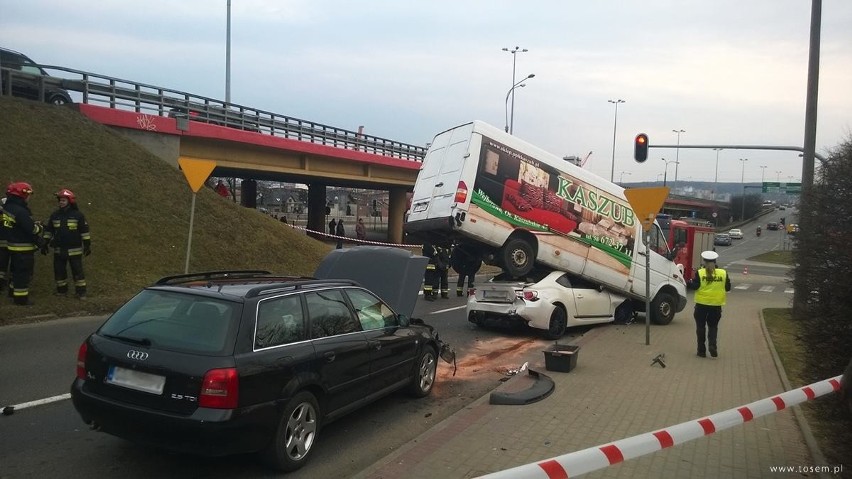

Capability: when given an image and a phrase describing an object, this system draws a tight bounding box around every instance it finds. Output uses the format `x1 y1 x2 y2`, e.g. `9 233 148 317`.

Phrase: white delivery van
405 120 687 324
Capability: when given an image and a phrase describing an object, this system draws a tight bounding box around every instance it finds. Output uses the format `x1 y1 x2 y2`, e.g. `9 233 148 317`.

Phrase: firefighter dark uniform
422 241 438 301
434 245 451 299
43 189 91 298
1 182 44 306
451 243 482 297
0 197 10 294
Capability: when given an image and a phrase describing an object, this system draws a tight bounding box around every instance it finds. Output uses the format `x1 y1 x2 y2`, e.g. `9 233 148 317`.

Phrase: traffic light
634 133 649 163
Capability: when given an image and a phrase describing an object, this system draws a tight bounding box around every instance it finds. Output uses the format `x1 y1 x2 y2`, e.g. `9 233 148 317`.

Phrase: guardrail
1 64 427 161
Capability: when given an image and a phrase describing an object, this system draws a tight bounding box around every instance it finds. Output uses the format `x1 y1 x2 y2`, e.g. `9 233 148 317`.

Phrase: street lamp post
226 0 231 104
608 99 625 183
661 158 678 187
776 170 782 181
503 46 529 135
739 158 748 220
619 171 631 185
712 148 722 200
504 74 534 134
672 129 685 191
759 165 767 185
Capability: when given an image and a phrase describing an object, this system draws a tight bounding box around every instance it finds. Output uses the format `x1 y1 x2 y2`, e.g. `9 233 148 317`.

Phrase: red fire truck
656 214 715 280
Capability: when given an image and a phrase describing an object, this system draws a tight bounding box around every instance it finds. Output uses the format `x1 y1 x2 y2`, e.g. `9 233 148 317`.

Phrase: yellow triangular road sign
178 157 217 193
624 187 670 232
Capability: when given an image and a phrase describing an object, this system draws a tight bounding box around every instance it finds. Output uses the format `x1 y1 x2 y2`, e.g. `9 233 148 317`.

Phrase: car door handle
435 182 444 187
323 351 336 362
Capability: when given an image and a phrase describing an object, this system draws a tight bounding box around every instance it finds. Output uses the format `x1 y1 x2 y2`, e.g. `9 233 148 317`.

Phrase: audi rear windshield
98 290 238 355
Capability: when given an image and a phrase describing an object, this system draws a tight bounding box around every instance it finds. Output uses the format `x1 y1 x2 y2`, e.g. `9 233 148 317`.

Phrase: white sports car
466 269 632 339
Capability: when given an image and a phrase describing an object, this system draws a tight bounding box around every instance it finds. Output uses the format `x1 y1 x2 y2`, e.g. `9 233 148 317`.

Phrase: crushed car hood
314 246 428 318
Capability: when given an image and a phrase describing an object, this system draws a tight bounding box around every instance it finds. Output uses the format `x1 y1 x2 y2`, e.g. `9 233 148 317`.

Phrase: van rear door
408 123 474 222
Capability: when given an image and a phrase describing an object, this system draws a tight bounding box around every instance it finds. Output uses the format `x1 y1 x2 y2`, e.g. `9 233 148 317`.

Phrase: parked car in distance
767 222 780 230
714 233 732 246
728 228 743 239
467 268 633 339
787 223 800 234
70 248 452 472
0 47 72 104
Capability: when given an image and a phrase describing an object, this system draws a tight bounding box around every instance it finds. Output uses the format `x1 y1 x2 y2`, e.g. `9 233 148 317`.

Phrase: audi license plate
106 366 165 395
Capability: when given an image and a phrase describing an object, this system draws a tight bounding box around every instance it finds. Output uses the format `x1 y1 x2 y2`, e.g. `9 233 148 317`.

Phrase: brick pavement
354 280 816 479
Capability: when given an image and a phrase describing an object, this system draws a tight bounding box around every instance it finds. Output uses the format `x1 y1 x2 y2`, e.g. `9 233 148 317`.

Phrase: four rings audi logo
127 350 149 361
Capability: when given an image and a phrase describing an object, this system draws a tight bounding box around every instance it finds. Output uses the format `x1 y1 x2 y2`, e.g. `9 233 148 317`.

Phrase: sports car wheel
545 306 568 339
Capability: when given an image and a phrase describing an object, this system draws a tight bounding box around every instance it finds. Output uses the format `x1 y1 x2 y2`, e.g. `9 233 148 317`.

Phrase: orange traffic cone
743 266 749 275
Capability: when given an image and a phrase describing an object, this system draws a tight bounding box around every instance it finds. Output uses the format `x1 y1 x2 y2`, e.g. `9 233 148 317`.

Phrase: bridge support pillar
241 179 257 208
307 184 328 239
387 187 407 245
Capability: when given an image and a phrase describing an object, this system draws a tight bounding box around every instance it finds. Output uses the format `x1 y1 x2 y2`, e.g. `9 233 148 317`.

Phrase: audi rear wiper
102 334 152 347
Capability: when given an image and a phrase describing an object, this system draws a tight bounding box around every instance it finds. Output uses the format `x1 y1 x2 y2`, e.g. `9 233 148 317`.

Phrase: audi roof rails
154 270 272 285
245 278 360 298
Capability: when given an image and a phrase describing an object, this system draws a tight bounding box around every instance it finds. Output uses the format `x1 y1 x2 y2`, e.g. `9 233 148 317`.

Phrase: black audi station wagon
71 247 450 472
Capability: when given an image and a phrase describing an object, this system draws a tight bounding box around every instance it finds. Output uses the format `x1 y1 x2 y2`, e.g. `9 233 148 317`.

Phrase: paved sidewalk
355 286 814 478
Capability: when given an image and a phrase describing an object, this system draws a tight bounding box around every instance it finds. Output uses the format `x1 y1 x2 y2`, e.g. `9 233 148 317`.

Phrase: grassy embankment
0 96 332 323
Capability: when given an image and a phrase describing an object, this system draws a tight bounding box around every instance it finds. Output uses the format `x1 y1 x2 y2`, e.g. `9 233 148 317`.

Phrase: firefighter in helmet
43 188 91 299
0 197 10 294
1 182 44 306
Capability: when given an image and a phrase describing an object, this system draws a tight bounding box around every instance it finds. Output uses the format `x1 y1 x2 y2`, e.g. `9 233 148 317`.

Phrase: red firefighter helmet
6 182 34 199
56 188 77 204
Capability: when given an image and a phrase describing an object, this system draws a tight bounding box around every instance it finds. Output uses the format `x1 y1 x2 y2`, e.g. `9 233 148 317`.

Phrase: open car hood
314 246 428 319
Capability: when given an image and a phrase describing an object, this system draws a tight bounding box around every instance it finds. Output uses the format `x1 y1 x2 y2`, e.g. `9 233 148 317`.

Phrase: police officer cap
701 251 719 262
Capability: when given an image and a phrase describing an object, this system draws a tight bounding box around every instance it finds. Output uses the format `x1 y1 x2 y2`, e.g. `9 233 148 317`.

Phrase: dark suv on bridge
70 247 452 472
0 47 72 104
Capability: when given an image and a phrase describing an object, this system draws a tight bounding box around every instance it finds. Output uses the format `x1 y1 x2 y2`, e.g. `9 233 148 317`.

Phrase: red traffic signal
634 133 649 163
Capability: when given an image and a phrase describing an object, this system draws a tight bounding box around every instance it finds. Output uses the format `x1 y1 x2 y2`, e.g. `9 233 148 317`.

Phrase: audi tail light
454 181 468 204
76 341 88 379
199 368 239 409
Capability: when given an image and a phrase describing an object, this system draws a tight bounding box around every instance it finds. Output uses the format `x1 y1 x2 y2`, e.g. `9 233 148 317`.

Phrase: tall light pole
661 158 678 187
759 165 767 184
503 46 529 135
739 158 748 220
226 0 231 104
608 99 625 183
504 74 534 134
776 170 782 181
619 171 631 185
672 129 685 191
712 148 722 200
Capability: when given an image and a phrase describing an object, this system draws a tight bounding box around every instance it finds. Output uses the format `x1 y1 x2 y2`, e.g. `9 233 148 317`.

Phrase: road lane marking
735 284 751 290
759 286 775 292
431 305 466 314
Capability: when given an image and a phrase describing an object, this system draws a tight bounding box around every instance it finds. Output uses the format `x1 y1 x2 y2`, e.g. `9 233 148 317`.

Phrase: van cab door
408 123 475 222
630 223 675 296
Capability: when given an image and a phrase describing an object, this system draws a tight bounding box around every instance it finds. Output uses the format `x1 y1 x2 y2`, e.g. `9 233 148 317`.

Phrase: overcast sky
3 0 851 185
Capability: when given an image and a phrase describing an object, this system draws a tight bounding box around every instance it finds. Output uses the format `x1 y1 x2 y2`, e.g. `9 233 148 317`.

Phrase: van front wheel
651 292 676 325
500 238 534 278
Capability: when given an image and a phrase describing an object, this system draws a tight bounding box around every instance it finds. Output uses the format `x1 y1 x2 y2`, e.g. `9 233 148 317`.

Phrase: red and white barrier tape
285 224 422 248
478 375 842 479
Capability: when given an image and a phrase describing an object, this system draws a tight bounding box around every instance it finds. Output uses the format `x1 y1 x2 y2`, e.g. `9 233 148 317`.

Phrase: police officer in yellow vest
687 250 731 357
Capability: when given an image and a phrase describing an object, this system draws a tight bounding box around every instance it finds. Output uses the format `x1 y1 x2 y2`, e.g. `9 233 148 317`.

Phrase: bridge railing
1 65 427 162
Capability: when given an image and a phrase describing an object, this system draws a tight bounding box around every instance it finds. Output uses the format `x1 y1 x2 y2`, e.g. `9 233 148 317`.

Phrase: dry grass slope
0 96 332 323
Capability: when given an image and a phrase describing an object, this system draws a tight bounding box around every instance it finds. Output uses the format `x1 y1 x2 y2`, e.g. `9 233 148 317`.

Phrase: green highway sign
762 182 801 194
